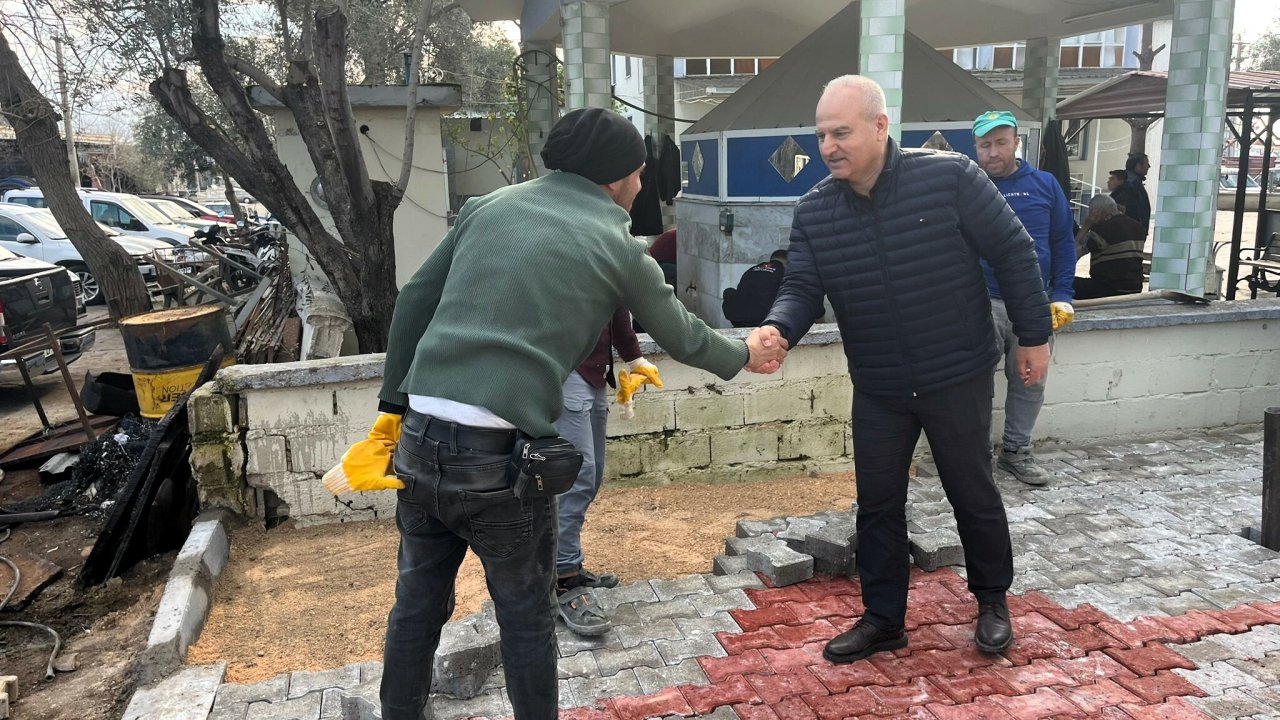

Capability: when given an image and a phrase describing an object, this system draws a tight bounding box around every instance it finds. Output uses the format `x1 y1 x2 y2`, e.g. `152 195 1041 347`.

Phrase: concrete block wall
188 300 1280 525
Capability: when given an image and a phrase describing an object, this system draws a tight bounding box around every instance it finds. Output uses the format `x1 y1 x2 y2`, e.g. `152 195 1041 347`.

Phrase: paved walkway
144 426 1280 720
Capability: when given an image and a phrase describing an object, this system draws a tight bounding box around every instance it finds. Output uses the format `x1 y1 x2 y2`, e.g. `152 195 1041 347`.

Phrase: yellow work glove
615 358 664 419
1050 302 1075 332
322 413 405 494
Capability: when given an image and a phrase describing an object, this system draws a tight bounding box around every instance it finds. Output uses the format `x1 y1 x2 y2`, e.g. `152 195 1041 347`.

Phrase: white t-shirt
408 395 516 430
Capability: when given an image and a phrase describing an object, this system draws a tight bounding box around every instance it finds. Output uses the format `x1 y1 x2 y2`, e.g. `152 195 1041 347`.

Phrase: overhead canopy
1056 70 1280 120
686 2 1034 134
459 0 1174 57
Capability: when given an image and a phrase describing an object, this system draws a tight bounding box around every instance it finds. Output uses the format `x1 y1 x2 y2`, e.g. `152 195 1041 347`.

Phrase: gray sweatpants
990 299 1053 451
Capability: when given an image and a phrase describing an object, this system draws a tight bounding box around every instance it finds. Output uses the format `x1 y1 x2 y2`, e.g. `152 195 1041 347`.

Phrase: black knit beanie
541 108 646 185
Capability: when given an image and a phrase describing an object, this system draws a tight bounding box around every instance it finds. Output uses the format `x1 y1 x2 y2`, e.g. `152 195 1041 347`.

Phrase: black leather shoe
975 598 1013 653
822 619 907 664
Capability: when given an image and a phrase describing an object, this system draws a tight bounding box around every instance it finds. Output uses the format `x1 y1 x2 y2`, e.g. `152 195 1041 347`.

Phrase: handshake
745 325 789 374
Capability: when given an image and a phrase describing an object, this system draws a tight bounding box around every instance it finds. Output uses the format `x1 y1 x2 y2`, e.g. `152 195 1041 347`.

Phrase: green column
522 41 558 176
561 1 613 110
858 0 905 140
1150 0 1234 296
1022 37 1060 123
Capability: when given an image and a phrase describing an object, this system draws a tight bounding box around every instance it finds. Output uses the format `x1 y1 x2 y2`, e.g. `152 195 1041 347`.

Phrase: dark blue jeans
379 416 559 720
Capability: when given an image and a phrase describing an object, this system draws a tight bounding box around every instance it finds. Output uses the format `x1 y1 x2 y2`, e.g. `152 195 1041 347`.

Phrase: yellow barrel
119 305 236 418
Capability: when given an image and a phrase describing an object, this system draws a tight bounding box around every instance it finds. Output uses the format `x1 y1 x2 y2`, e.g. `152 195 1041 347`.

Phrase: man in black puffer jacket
755 76 1051 663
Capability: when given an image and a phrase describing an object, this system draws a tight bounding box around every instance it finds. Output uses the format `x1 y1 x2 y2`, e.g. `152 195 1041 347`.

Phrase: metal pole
42 324 94 442
1264 406 1280 551
1228 96 1255 300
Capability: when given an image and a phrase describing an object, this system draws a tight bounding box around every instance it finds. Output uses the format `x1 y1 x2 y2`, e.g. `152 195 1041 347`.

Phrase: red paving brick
700 650 771 682
993 659 1081 693
989 687 1088 718
808 660 894 693
927 667 1019 703
734 604 802 632
1113 671 1209 704
1103 645 1198 676
553 568 1257 720
611 688 693 720
760 644 827 674
865 676 955 715
1057 679 1144 714
745 671 831 704
924 698 1019 719
803 687 881 720
680 674 761 715
1116 697 1214 719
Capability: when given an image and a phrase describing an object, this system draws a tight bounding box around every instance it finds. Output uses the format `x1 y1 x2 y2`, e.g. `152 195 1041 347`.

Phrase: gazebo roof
686 3 1034 134
1056 70 1280 120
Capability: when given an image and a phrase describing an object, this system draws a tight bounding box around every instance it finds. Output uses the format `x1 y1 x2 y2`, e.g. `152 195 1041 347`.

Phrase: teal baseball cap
973 110 1018 137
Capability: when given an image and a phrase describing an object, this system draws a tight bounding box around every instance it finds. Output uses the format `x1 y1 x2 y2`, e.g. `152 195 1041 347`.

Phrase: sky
3 0 1280 136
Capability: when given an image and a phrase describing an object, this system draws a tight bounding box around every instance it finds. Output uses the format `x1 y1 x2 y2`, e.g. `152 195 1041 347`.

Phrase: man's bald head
821 75 887 123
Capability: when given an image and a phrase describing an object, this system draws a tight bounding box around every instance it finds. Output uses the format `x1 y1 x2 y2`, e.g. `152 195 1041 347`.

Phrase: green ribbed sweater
379 171 749 438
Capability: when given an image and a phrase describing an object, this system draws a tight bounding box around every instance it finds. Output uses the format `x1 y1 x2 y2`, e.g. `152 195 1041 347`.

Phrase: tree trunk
221 172 245 222
0 29 151 320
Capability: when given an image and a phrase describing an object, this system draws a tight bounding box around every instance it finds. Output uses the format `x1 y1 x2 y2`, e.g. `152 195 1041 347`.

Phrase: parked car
1 188 195 245
144 197 236 230
1216 169 1280 211
140 194 232 223
0 203 168 305
0 246 96 374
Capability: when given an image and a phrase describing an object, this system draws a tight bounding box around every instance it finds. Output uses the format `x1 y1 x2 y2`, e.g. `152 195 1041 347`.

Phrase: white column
1150 0 1234 295
521 41 558 177
858 0 905 140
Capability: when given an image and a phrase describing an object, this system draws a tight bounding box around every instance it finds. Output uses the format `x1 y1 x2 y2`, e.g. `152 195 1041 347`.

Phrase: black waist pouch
508 436 583 499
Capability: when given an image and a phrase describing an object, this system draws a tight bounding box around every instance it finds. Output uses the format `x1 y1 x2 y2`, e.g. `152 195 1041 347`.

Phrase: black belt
403 408 520 454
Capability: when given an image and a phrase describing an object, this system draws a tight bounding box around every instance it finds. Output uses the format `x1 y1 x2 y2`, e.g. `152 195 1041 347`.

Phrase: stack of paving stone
711 493 967 586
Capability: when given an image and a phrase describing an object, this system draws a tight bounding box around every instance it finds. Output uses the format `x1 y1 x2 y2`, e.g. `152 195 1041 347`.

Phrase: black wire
611 92 698 124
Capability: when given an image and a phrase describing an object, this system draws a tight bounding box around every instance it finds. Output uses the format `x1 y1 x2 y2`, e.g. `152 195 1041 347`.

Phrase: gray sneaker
998 447 1050 486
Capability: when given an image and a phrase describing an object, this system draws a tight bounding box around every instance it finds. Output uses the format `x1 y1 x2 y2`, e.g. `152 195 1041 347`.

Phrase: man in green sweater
370 107 786 720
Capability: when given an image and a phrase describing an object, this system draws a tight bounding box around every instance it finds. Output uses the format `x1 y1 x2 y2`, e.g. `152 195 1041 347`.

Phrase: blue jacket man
974 110 1076 486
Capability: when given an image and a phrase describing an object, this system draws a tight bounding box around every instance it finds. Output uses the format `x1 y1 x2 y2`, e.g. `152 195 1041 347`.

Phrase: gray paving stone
634 658 711 695
1186 688 1277 719
1156 592 1224 616
634 596 699 622
215 676 291 709
567 669 642 707
675 611 740 637
725 535 776 557
207 704 250 720
317 689 342 719
557 627 622 656
432 688 509 720
736 518 786 538
747 540 814 587
1214 626 1280 659
804 521 857 576
354 662 382 685
1175 662 1269 695
245 692 322 720
712 555 752 576
124 663 227 720
690 589 753 617
1228 654 1280 685
432 614 501 699
654 633 728 664
595 581 659 610
1194 585 1275 609
705 572 765 593
649 576 713 601
909 529 964 572
1175 638 1238 666
289 666 360 698
592 642 665 677
557 650 600 679
614 618 683 648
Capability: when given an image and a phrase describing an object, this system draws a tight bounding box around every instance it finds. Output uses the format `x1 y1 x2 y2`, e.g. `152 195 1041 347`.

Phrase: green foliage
1252 22 1280 71
133 101 216 190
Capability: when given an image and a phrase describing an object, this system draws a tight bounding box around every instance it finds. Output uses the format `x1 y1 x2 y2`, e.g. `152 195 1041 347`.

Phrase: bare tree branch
396 0 433 191
313 7 374 208
225 53 283 99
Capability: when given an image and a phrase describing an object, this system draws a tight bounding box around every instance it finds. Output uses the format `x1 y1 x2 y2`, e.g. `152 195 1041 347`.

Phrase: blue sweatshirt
981 160 1076 304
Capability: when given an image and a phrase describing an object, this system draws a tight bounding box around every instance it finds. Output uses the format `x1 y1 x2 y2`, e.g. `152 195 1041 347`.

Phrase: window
953 47 976 69
708 58 731 75
993 46 1015 70
625 56 632 78
734 58 755 74
6 197 44 208
682 57 776 76
0 217 26 243
684 58 708 76
91 201 141 231
1064 119 1089 161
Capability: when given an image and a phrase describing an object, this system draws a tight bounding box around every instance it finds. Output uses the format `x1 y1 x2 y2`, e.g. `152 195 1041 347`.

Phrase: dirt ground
188 473 858 683
0 315 172 720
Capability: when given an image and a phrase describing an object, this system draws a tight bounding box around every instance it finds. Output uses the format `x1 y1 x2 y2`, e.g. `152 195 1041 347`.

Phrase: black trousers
852 371 1013 630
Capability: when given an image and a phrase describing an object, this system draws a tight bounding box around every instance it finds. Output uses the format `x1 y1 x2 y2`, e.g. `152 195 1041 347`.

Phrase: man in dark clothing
1110 153 1151 236
1106 169 1126 195
722 250 787 327
755 76 1051 664
1075 194 1146 299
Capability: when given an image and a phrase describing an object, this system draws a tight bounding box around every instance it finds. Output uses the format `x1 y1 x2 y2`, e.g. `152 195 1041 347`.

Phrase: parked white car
0 203 168 305
144 197 236 230
1 188 196 246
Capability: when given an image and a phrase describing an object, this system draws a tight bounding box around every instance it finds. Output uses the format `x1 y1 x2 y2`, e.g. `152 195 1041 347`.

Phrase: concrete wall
263 103 453 289
189 300 1280 526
